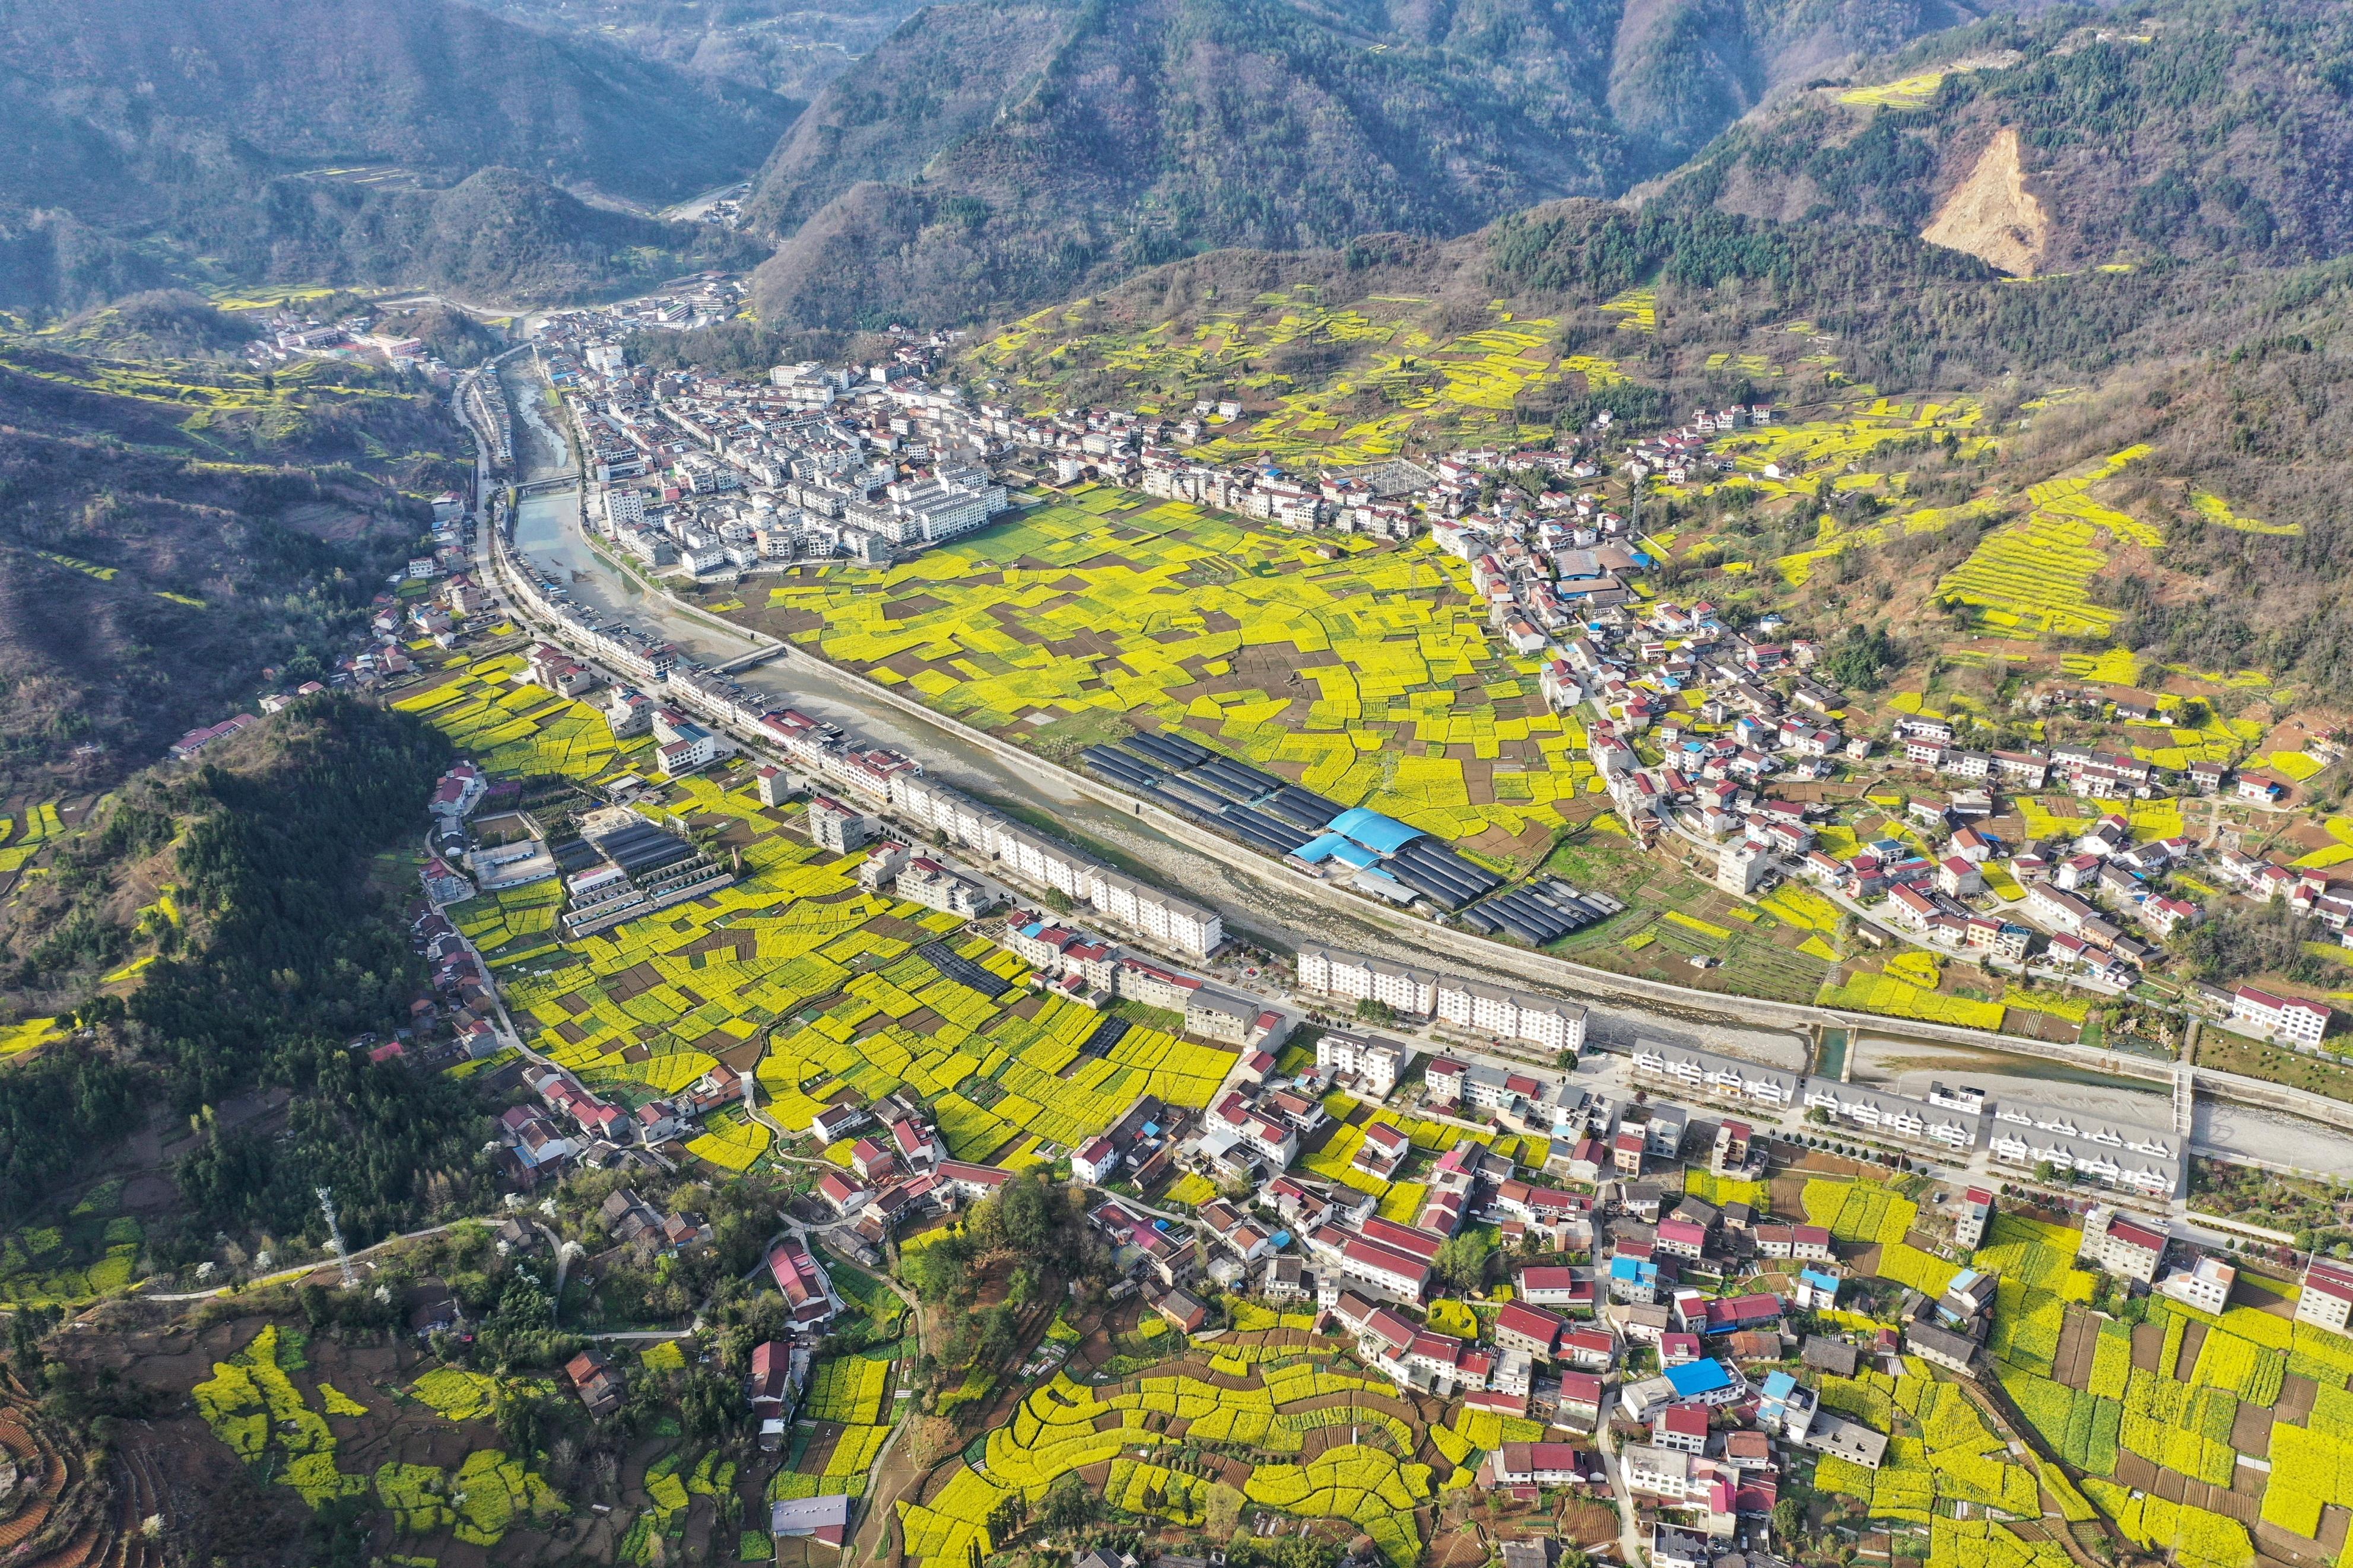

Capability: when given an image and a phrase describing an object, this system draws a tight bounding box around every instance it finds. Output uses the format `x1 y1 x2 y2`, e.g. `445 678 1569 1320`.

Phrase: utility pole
317 1187 357 1289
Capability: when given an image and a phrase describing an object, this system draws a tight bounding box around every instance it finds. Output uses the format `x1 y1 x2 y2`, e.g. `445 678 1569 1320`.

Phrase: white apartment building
2082 1204 2167 1284
1316 1029 1412 1096
2229 985 2331 1048
1295 946 1439 1016
1432 977 1587 1055
1628 1039 1799 1111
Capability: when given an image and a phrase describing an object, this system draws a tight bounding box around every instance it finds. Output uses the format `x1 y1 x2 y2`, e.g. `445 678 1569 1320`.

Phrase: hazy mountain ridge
0 0 791 311
744 0 2010 330
453 0 928 101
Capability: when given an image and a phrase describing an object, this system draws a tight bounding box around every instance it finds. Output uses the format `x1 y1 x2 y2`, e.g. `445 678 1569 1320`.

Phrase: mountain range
0 0 792 310
741 0 2015 328
1652 3 2353 276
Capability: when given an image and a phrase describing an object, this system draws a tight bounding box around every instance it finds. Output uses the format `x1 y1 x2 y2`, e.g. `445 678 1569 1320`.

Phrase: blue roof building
1325 807 1425 856
1664 1358 1736 1400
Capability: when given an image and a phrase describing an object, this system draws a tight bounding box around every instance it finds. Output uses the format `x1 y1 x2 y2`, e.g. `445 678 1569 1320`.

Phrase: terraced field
1932 447 2156 638
898 1332 1497 1568
393 651 650 786
967 288 1618 465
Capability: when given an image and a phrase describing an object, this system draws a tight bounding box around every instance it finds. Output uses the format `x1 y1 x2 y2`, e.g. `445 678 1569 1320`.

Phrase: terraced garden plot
395 651 649 785
1817 969 2006 1032
967 291 1618 462
739 500 1598 860
192 1324 563 1542
0 1178 144 1303
1933 447 2156 639
922 1342 1446 1568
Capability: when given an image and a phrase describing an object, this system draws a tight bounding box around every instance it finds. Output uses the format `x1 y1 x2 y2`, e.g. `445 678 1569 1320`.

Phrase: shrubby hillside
0 316 466 787
1652 0 2353 276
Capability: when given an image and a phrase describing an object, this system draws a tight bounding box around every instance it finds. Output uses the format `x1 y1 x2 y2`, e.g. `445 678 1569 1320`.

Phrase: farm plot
945 1346 1443 1568
395 651 648 785
0 1178 143 1304
770 1349 901 1503
192 1324 563 1543
412 704 1243 1159
739 496 1598 861
1965 1217 2328 1568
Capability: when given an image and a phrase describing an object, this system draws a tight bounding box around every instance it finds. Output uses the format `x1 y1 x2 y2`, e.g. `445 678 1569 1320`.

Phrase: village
50 306 2346 1568
427 313 2353 1071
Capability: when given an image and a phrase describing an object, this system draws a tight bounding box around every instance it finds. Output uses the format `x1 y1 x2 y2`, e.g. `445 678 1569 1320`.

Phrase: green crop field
741 495 1601 871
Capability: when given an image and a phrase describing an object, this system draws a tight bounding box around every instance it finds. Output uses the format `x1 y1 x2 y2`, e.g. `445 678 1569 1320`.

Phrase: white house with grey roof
1986 1106 2180 1197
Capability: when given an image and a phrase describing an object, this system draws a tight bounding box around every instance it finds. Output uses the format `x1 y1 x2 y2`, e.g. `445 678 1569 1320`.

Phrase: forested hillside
1653 0 2353 276
0 0 786 311
458 0 926 100
745 0 2010 330
0 699 482 1258
0 307 468 787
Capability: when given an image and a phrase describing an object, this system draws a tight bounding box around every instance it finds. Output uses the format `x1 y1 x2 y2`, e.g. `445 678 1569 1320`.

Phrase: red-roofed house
1494 1300 1566 1360
1490 1442 1591 1488
1071 1135 1119 1184
2298 1258 2353 1333
817 1171 869 1216
1654 1404 1710 1453
1557 1372 1606 1428
766 1238 836 1326
1335 1233 1433 1302
1517 1265 1593 1311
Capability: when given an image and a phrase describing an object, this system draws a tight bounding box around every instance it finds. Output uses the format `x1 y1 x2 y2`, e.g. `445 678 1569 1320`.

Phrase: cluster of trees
2173 903 2335 987
0 699 484 1267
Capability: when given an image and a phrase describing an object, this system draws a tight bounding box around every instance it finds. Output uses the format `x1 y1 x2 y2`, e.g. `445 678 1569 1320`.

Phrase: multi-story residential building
1801 1079 1980 1152
2229 985 2332 1048
1985 1108 2181 1198
1316 1028 1412 1096
1627 1040 1799 1111
2082 1205 2167 1283
1293 946 1438 1016
1953 1187 1994 1249
2297 1259 2353 1332
1431 977 1587 1055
